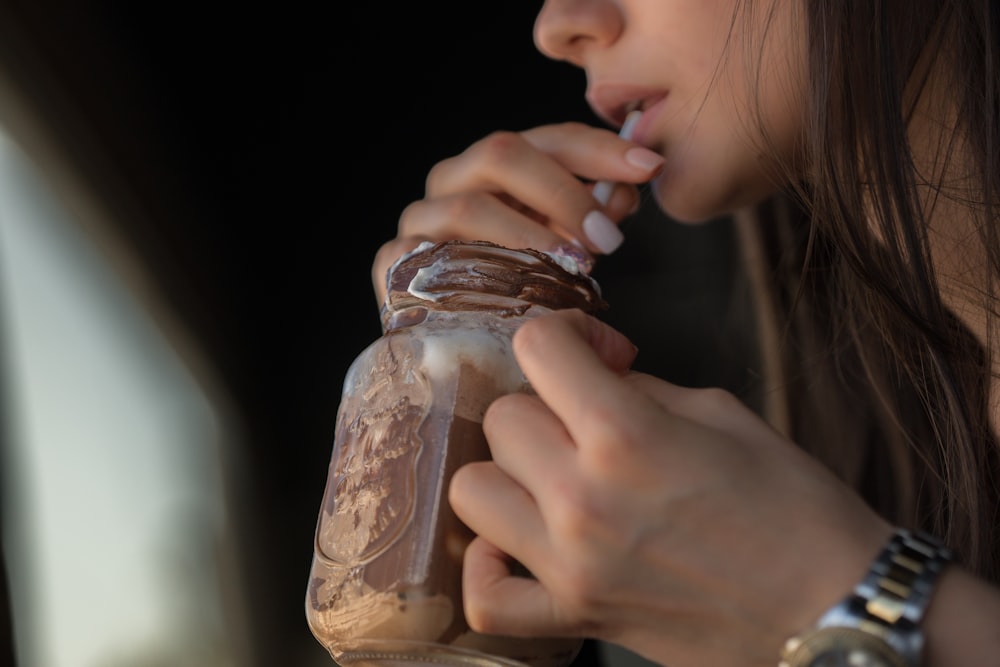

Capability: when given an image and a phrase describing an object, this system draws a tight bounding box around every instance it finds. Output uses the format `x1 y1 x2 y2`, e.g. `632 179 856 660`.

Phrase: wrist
922 566 1000 666
779 528 953 667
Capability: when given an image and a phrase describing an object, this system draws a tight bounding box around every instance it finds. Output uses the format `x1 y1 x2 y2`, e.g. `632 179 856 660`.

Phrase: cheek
652 80 806 222
645 10 808 223
649 110 785 224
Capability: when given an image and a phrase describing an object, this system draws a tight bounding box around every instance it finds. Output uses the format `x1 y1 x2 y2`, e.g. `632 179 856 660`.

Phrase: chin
651 171 778 224
650 174 731 224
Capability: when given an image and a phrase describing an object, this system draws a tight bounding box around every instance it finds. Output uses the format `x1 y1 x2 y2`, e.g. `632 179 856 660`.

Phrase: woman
372 1 1000 665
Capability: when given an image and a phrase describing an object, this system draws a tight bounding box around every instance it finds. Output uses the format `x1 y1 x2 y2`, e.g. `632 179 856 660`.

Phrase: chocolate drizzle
382 241 607 331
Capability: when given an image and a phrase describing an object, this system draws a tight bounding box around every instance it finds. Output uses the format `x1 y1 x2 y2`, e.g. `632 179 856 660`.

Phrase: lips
627 95 668 146
586 84 668 130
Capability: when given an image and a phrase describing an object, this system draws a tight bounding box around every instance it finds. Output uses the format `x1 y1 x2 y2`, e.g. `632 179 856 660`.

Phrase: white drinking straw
591 107 644 206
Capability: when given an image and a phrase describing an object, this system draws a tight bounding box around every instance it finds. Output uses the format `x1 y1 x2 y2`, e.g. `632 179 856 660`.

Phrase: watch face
782 627 910 667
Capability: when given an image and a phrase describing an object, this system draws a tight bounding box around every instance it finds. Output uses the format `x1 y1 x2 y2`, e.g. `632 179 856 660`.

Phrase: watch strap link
853 528 954 631
780 528 955 667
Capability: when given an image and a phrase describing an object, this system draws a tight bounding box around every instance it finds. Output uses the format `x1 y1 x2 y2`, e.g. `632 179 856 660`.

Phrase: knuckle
546 120 592 136
580 402 626 440
482 394 518 435
552 559 605 612
396 199 425 234
447 463 473 504
691 386 741 416
511 315 547 354
544 177 583 213
463 598 501 634
513 310 580 352
506 226 547 251
580 403 633 453
440 191 493 224
474 130 527 164
424 156 458 194
548 482 597 543
582 433 630 474
399 192 494 239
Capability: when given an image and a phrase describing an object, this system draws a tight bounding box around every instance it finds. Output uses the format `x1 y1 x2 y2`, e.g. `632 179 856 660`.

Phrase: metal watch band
779 528 955 667
854 528 954 633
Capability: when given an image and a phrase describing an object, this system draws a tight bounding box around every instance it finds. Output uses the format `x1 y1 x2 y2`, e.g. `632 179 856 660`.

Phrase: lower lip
629 95 667 146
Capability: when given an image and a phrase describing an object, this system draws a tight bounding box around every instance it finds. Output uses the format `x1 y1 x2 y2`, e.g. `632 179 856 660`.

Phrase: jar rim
380 241 606 326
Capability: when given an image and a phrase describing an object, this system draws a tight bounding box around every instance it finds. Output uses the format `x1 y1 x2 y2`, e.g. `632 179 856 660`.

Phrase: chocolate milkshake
306 240 606 667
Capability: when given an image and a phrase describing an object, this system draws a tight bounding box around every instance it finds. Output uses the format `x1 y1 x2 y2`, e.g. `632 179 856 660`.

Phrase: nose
533 0 623 67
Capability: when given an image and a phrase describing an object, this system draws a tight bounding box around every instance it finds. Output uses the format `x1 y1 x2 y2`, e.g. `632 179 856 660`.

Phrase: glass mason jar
306 240 606 667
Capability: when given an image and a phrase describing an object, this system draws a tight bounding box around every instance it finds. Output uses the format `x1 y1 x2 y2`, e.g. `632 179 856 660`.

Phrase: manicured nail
625 146 665 172
548 241 595 274
582 210 624 254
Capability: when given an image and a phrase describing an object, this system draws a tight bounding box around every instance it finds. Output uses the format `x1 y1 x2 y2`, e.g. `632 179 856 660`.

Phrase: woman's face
534 0 807 223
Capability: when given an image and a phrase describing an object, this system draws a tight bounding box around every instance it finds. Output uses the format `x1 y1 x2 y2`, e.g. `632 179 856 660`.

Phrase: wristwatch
779 528 953 667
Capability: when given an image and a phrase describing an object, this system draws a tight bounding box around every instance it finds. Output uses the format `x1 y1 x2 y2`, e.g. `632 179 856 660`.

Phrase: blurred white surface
0 127 234 666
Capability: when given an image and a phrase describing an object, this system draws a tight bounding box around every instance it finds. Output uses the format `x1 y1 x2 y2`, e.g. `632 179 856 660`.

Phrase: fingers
427 123 659 197
449 461 549 570
425 129 589 230
626 374 782 446
518 308 638 376
511 310 641 446
450 425 586 638
461 536 581 638
482 392 579 508
372 123 662 305
421 124 662 255
510 312 782 461
400 191 567 258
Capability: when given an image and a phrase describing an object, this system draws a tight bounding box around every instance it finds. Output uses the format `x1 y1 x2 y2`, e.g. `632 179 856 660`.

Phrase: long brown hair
740 0 1000 581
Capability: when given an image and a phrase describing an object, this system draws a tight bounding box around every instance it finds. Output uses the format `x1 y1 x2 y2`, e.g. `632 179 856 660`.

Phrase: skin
533 0 806 222
372 1 1000 664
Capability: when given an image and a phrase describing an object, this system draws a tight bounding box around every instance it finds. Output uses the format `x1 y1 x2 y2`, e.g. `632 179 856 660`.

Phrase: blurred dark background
0 2 755 665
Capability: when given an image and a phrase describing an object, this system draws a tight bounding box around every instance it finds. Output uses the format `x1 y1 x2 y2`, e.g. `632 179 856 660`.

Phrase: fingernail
625 146 664 172
582 210 624 254
591 180 614 205
548 241 595 274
